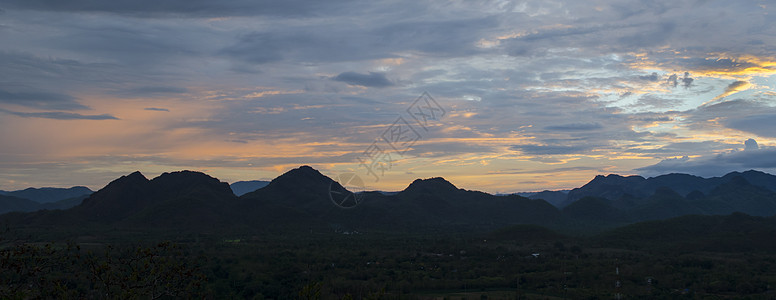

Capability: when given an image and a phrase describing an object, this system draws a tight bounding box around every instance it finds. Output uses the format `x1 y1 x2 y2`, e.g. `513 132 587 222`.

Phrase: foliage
0 231 206 299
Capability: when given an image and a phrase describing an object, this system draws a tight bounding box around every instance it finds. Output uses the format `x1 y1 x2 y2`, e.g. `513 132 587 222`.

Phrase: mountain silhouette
0 194 90 215
697 176 776 216
239 165 346 210
627 187 704 221
527 190 568 207
3 166 776 234
0 186 93 203
230 180 270 196
0 195 42 215
561 197 628 230
564 174 646 206
72 170 237 227
562 170 776 208
393 177 561 230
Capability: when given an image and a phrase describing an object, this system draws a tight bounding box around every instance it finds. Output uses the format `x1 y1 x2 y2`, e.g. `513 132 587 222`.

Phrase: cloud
636 139 776 177
726 113 776 138
0 88 87 110
639 72 659 81
681 72 693 88
219 15 496 67
0 0 353 18
489 166 602 175
630 94 682 110
667 74 678 87
702 80 751 106
333 72 394 88
687 99 776 138
745 138 759 151
0 108 119 120
0 1 774 192
511 144 592 156
119 86 188 96
544 123 603 131
627 141 736 155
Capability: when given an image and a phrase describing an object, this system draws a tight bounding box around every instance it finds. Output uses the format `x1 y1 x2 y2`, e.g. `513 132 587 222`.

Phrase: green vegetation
3 213 776 299
3 167 776 298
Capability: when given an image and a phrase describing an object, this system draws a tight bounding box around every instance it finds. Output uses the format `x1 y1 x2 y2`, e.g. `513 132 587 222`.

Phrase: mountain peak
150 170 229 191
402 177 458 194
587 174 646 185
269 165 329 186
154 170 216 181
741 170 767 176
126 171 148 181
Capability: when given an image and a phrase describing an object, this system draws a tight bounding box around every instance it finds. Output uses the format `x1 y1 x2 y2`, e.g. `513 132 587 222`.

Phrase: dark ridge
400 177 459 195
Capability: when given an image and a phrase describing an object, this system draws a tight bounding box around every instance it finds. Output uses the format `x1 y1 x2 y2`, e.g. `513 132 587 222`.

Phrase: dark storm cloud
0 108 118 120
333 72 394 88
0 0 353 18
0 88 87 110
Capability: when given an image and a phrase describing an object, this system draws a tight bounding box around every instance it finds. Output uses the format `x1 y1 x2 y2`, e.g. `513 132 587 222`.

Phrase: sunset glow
1 1 775 192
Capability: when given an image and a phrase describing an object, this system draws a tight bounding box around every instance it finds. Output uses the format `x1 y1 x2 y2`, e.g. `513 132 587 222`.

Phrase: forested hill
2 166 776 234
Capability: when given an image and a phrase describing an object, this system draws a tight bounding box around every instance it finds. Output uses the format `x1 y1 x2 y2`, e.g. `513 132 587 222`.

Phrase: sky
1 0 775 193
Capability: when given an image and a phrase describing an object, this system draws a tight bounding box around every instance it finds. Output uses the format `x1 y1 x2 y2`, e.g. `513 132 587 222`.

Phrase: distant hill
562 170 776 207
235 167 560 231
230 180 270 196
0 193 90 215
563 174 776 224
3 166 776 235
0 186 92 203
67 170 238 228
527 190 568 207
0 195 42 215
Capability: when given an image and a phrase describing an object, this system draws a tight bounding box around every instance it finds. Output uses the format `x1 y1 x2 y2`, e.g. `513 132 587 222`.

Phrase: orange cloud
701 80 752 106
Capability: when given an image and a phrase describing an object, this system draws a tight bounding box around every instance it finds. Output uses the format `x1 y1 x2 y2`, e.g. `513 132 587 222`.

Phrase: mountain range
2 166 776 234
0 186 92 215
230 180 270 196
